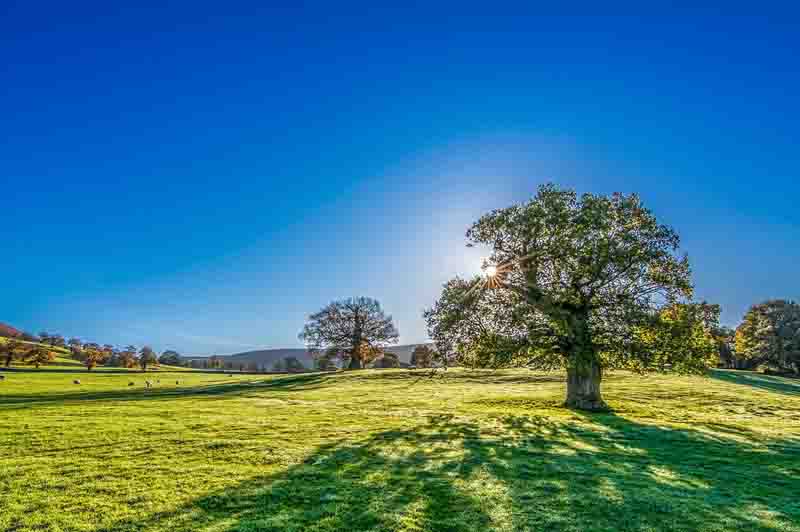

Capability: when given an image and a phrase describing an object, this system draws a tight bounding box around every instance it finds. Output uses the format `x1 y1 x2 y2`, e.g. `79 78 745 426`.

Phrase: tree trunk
348 356 363 370
565 358 607 411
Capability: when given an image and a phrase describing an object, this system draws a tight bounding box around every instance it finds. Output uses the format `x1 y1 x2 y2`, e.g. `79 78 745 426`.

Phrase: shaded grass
1 369 799 531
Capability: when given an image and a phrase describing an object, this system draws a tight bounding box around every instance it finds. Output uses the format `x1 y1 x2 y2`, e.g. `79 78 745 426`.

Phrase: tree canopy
425 183 707 410
300 297 399 369
735 300 800 375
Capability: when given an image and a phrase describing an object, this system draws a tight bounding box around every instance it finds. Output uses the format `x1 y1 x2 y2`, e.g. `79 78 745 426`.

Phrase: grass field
1 368 799 532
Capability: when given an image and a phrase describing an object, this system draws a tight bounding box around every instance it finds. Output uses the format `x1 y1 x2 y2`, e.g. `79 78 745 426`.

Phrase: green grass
1 368 799 532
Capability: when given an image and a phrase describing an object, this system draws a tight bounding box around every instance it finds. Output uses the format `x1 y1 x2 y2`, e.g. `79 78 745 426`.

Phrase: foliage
159 350 182 366
1 339 25 367
735 300 800 374
300 297 399 369
83 347 107 371
315 349 338 371
138 346 158 371
373 352 400 368
410 345 435 368
25 346 56 368
630 302 720 373
426 183 696 410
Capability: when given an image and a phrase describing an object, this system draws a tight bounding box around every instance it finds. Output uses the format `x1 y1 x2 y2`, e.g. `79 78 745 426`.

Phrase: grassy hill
1 368 798 532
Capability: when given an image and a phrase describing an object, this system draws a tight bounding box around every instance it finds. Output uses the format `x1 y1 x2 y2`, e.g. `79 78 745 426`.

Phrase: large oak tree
425 183 712 410
300 297 399 369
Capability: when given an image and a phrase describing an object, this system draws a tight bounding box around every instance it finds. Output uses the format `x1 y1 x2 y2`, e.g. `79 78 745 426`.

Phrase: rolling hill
0 322 22 338
184 344 433 369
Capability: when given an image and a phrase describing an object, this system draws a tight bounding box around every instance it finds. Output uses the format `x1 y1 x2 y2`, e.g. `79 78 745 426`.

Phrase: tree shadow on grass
0 373 332 410
103 411 800 532
710 369 800 397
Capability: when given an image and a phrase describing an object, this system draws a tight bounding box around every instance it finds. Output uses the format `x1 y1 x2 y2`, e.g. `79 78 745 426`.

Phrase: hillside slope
185 343 434 368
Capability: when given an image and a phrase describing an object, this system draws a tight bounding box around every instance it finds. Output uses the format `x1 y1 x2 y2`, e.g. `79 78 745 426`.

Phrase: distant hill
0 322 22 338
184 343 434 369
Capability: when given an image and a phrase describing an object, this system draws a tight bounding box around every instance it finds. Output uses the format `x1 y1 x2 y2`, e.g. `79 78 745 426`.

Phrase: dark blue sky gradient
2 4 798 353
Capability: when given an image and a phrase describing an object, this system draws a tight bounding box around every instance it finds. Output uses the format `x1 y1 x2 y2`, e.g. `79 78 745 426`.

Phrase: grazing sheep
145 380 153 388
128 382 135 386
175 380 180 385
0 375 5 381
156 379 160 384
73 379 81 385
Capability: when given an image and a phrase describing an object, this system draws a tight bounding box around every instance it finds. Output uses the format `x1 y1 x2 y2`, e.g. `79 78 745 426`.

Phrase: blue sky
2 4 798 354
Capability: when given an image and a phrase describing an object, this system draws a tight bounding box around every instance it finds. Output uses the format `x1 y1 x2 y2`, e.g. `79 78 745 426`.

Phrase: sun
484 264 498 278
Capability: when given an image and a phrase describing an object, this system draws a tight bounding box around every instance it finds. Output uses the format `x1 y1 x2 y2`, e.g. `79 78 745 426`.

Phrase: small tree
138 346 158 371
426 184 699 410
410 345 435 368
272 359 286 371
26 346 55 368
1 339 24 367
159 350 182 366
300 297 399 369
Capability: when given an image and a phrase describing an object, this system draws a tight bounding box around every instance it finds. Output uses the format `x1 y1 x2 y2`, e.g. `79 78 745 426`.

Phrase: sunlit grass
1 368 798 531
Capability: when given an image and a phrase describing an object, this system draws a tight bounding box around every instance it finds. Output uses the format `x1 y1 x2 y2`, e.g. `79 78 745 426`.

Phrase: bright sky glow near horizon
2 5 799 355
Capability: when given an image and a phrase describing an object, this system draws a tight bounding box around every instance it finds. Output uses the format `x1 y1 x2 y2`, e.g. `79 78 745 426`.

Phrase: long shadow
102 412 800 532
710 369 800 397
0 373 331 409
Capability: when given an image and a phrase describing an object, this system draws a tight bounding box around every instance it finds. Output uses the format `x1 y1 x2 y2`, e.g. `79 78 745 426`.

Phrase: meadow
1 368 799 532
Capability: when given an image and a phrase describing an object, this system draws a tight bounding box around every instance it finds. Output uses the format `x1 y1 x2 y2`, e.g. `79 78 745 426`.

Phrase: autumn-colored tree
1 339 24 367
410 345 435 368
26 346 56 368
735 300 800 375
83 347 107 371
138 346 158 371
119 346 138 368
300 297 399 369
426 184 700 411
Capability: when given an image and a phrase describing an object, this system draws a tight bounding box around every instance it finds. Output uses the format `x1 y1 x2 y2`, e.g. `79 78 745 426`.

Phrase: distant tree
20 332 37 342
83 347 107 371
410 345 435 368
68 338 82 354
316 348 338 371
735 300 800 375
272 359 285 371
119 347 137 368
300 297 399 370
1 339 24 367
46 334 65 348
159 350 182 366
26 346 55 368
138 346 158 371
373 352 400 368
425 184 700 410
283 356 305 373
38 332 50 344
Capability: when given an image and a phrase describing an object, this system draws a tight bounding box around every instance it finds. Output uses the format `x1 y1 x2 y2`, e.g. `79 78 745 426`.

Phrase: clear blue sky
2 4 798 354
